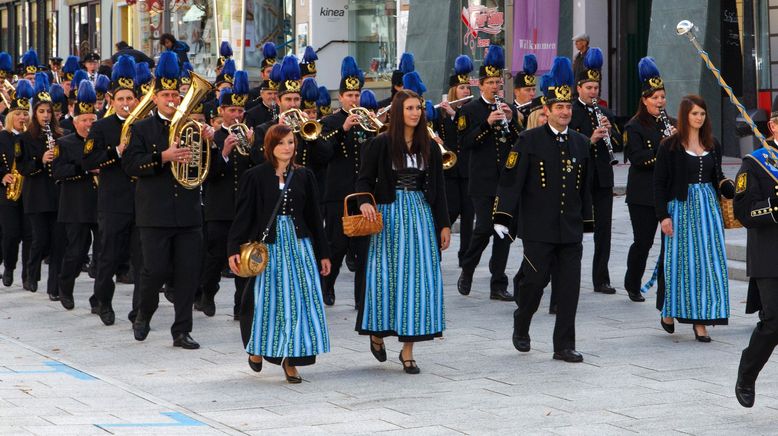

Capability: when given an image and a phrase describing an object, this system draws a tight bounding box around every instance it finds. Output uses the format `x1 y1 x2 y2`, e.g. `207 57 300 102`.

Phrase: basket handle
343 192 377 218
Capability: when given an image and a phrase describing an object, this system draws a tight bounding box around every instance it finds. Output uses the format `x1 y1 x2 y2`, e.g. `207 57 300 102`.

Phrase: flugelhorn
434 95 473 109
280 108 321 141
169 71 213 189
228 122 252 156
427 126 457 170
348 106 387 133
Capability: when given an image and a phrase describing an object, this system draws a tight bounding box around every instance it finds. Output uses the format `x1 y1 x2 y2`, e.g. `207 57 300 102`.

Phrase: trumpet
433 95 473 109
658 108 674 138
348 106 388 133
279 108 322 141
427 126 457 170
228 122 252 156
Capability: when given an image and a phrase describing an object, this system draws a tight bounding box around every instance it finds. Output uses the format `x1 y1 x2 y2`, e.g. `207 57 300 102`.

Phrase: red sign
461 2 504 53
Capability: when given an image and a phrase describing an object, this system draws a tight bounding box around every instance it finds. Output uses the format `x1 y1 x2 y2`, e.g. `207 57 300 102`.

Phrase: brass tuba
348 106 388 133
227 122 252 156
119 89 156 147
168 71 213 189
427 126 457 170
279 108 322 141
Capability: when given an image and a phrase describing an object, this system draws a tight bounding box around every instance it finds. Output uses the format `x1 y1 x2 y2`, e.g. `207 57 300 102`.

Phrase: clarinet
590 99 618 165
42 122 58 159
491 95 511 143
658 108 674 138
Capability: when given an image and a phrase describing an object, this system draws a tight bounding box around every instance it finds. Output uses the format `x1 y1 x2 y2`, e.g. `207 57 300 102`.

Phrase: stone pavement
1 154 777 435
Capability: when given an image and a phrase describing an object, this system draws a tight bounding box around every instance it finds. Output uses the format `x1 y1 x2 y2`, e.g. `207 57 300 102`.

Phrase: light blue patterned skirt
360 189 445 340
642 183 730 324
245 216 330 357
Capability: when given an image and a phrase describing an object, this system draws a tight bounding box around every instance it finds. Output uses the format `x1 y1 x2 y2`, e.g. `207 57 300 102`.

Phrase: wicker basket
720 196 742 229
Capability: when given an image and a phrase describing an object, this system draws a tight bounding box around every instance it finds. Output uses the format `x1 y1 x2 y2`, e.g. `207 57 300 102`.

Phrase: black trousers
93 212 141 312
137 226 202 337
27 212 66 296
59 223 93 299
739 278 778 385
624 204 658 293
591 185 613 287
460 195 510 291
322 201 367 304
201 220 247 314
445 176 474 263
513 240 583 351
0 205 31 279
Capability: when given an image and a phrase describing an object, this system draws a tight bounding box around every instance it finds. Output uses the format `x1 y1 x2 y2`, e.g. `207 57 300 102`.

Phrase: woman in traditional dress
651 94 735 341
356 89 450 374
227 124 331 383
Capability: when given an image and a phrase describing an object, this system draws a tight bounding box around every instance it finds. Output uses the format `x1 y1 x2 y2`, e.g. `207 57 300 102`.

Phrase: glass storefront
70 1 101 57
349 0 398 83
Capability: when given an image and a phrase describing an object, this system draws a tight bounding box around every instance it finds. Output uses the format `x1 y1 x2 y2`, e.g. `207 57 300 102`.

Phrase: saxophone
5 154 22 201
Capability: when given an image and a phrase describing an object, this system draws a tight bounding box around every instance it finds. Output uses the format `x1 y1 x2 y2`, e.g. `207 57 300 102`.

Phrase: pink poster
512 0 560 74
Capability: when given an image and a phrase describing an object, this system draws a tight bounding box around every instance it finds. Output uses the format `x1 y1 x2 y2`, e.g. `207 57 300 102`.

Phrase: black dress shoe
512 333 531 352
322 290 335 306
553 349 584 363
29 281 38 292
2 269 13 287
594 284 616 294
99 308 115 326
660 318 675 334
90 305 99 314
627 290 645 302
60 297 75 310
345 255 357 273
399 351 420 374
548 304 558 315
369 336 387 362
693 326 711 343
248 356 263 372
87 262 97 279
116 272 134 284
199 295 215 317
48 293 60 302
133 321 150 341
736 380 755 408
173 333 200 349
490 289 514 301
164 288 175 304
457 271 472 296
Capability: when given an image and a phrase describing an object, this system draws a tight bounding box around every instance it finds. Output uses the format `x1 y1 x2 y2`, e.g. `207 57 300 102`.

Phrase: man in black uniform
61 70 90 133
512 53 537 125
319 55 373 306
733 112 778 408
244 64 279 128
203 59 236 125
456 45 519 301
377 52 414 110
569 47 617 295
53 80 99 311
83 55 141 326
122 51 214 349
196 69 257 318
246 42 277 110
493 57 593 363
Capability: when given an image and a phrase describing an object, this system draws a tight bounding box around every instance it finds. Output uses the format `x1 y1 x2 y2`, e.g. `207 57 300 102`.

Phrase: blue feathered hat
278 55 302 95
261 63 282 91
154 51 180 92
111 55 136 94
449 54 473 87
180 61 194 85
300 77 319 109
299 46 318 77
425 99 437 122
22 49 40 75
577 47 603 85
402 71 426 97
217 41 233 69
392 52 415 87
49 84 67 113
215 58 235 86
10 79 32 112
0 52 13 78
542 57 574 104
219 70 249 107
74 79 97 116
514 53 538 88
135 62 153 95
69 69 89 99
62 56 80 82
479 45 504 79
317 86 332 116
33 72 52 106
359 89 378 110
339 56 364 93
638 56 663 96
94 74 110 100
261 42 277 69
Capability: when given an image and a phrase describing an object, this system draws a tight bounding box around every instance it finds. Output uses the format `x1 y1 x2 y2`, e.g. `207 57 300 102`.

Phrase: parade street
0 154 774 435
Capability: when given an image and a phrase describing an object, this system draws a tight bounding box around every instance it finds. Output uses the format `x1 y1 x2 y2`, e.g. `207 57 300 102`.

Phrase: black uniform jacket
456 96 521 197
53 133 97 223
570 98 617 188
227 163 330 261
354 133 450 231
204 126 258 221
434 107 469 179
653 136 729 221
320 109 374 203
493 124 594 244
0 130 21 207
82 114 136 214
60 116 74 134
623 116 674 207
245 102 274 128
122 111 202 228
19 130 59 214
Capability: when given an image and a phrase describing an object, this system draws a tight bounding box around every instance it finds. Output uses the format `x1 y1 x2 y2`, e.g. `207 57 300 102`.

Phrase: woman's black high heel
248 356 262 373
282 359 302 383
399 350 420 374
660 318 674 334
370 336 387 362
693 325 711 343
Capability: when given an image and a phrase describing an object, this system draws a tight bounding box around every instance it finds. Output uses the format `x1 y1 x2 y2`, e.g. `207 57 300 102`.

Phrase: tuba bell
427 126 457 170
348 106 388 133
228 122 252 156
120 88 156 147
169 71 213 189
279 108 322 141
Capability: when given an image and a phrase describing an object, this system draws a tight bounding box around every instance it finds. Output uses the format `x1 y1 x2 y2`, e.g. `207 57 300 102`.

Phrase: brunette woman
356 89 450 374
228 124 331 384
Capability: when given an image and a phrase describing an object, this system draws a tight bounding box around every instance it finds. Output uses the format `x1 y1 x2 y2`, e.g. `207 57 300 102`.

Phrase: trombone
279 108 322 141
426 126 457 170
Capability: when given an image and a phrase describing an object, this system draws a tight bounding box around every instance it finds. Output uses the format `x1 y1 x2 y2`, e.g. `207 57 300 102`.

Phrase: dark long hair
160 33 177 46
387 89 430 170
263 124 299 171
28 102 62 140
632 88 662 129
674 94 713 151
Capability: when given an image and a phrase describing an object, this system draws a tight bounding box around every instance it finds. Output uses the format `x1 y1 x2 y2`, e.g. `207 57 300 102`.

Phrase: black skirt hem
356 329 442 343
255 355 317 367
673 317 728 326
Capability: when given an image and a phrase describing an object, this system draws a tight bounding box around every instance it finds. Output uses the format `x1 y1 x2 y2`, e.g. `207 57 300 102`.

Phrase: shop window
0 10 8 54
71 2 101 58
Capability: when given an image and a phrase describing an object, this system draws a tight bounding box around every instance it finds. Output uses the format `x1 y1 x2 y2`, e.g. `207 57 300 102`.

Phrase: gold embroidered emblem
141 82 153 95
320 106 331 115
586 70 601 82
506 151 518 169
14 142 20 157
345 77 360 90
25 65 37 74
648 77 664 89
268 80 278 90
160 77 178 90
553 85 572 101
231 94 248 107
284 80 301 92
37 92 52 102
303 100 316 109
457 74 469 85
484 66 500 78
266 58 276 66
17 98 29 110
84 139 94 154
118 78 135 89
306 63 316 73
736 173 747 194
78 102 95 114
524 75 536 87
457 115 467 131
